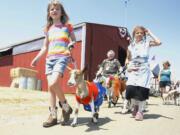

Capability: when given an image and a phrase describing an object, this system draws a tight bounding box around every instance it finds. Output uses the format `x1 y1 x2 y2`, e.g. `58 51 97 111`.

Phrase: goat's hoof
94 112 99 119
71 122 77 127
91 119 98 124
111 101 117 106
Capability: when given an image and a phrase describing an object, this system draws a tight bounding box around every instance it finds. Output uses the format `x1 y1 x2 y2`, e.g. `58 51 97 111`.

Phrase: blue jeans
45 57 68 75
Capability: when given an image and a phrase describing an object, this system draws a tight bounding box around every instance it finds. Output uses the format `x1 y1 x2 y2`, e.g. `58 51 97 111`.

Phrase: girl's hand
145 28 150 36
146 28 161 46
68 41 76 50
145 28 153 36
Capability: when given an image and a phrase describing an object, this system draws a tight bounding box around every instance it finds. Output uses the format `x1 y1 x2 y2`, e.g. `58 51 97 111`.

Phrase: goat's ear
81 66 87 74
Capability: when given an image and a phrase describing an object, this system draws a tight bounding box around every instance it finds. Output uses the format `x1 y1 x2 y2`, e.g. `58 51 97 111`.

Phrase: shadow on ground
144 114 174 120
64 117 113 132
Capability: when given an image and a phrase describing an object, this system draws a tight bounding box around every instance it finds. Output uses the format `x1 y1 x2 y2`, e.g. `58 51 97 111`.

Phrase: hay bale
10 67 38 90
10 67 37 78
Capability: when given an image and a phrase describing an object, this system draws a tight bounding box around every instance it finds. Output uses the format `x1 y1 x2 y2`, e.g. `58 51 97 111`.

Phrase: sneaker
135 112 143 121
61 106 73 125
43 114 57 128
132 105 138 117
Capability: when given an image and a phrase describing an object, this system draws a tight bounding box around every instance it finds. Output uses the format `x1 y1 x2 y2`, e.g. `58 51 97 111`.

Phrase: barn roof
0 22 130 55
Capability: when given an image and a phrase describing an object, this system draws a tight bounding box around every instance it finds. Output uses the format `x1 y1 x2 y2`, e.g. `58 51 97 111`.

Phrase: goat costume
76 81 106 111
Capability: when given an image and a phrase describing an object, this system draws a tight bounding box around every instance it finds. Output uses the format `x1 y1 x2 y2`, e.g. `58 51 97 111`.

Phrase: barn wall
0 51 47 89
85 23 129 81
0 42 82 93
0 55 13 86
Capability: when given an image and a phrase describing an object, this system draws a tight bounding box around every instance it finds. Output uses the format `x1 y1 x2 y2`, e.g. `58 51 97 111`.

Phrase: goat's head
67 67 87 87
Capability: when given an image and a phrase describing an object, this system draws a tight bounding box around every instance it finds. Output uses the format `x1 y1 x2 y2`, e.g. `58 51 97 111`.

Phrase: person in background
31 0 76 127
96 50 121 77
159 61 171 98
96 50 121 100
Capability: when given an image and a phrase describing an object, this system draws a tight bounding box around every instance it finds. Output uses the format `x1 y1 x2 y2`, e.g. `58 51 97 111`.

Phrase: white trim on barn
0 47 12 52
81 24 86 70
13 38 44 55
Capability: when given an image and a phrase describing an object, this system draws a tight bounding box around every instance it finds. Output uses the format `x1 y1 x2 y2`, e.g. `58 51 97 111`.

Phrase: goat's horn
66 65 72 71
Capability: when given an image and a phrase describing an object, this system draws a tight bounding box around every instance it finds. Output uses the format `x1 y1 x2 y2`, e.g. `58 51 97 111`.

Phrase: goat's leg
71 102 80 127
120 91 124 99
107 88 112 108
121 99 129 114
89 99 98 123
177 93 180 106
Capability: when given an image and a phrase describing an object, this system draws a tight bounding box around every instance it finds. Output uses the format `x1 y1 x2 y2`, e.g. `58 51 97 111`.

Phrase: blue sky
0 0 180 80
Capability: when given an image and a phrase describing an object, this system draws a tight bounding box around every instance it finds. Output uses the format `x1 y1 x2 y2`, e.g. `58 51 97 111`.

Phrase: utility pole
123 0 130 27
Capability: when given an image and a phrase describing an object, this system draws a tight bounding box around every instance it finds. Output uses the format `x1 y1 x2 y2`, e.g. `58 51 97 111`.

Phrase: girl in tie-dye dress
125 26 161 121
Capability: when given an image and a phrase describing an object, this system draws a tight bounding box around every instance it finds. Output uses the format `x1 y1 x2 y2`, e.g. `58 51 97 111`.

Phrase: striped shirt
46 23 73 59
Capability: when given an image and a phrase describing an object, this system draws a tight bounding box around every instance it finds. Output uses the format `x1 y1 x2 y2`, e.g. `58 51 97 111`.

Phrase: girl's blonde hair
45 0 69 32
132 26 147 40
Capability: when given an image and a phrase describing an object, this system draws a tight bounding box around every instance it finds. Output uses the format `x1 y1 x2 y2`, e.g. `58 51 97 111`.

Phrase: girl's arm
146 29 162 47
158 70 162 82
70 31 76 42
126 50 135 72
125 49 131 65
68 32 76 50
31 37 49 67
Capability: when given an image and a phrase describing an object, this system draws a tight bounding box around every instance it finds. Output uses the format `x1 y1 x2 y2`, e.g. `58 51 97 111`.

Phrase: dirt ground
0 87 180 135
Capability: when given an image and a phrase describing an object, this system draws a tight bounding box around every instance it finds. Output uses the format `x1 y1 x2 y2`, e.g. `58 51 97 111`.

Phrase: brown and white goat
67 67 103 127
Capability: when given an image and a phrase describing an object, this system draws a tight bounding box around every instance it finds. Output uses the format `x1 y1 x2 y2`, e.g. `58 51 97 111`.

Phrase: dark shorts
126 85 149 101
159 81 171 88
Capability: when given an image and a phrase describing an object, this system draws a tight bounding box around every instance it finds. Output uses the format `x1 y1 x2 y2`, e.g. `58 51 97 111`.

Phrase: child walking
31 0 76 127
125 26 161 121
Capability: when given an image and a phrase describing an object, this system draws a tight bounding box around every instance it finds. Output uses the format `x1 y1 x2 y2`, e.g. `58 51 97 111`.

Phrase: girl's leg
49 72 72 125
137 100 145 113
49 72 66 104
47 75 57 108
131 98 138 117
161 87 165 96
43 75 58 128
161 87 167 103
135 100 145 121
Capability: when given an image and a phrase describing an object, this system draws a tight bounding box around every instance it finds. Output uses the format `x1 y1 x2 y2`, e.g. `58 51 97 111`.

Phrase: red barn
0 22 130 93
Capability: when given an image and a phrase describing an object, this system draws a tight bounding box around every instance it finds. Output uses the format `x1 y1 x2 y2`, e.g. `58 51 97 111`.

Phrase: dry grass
0 87 49 120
